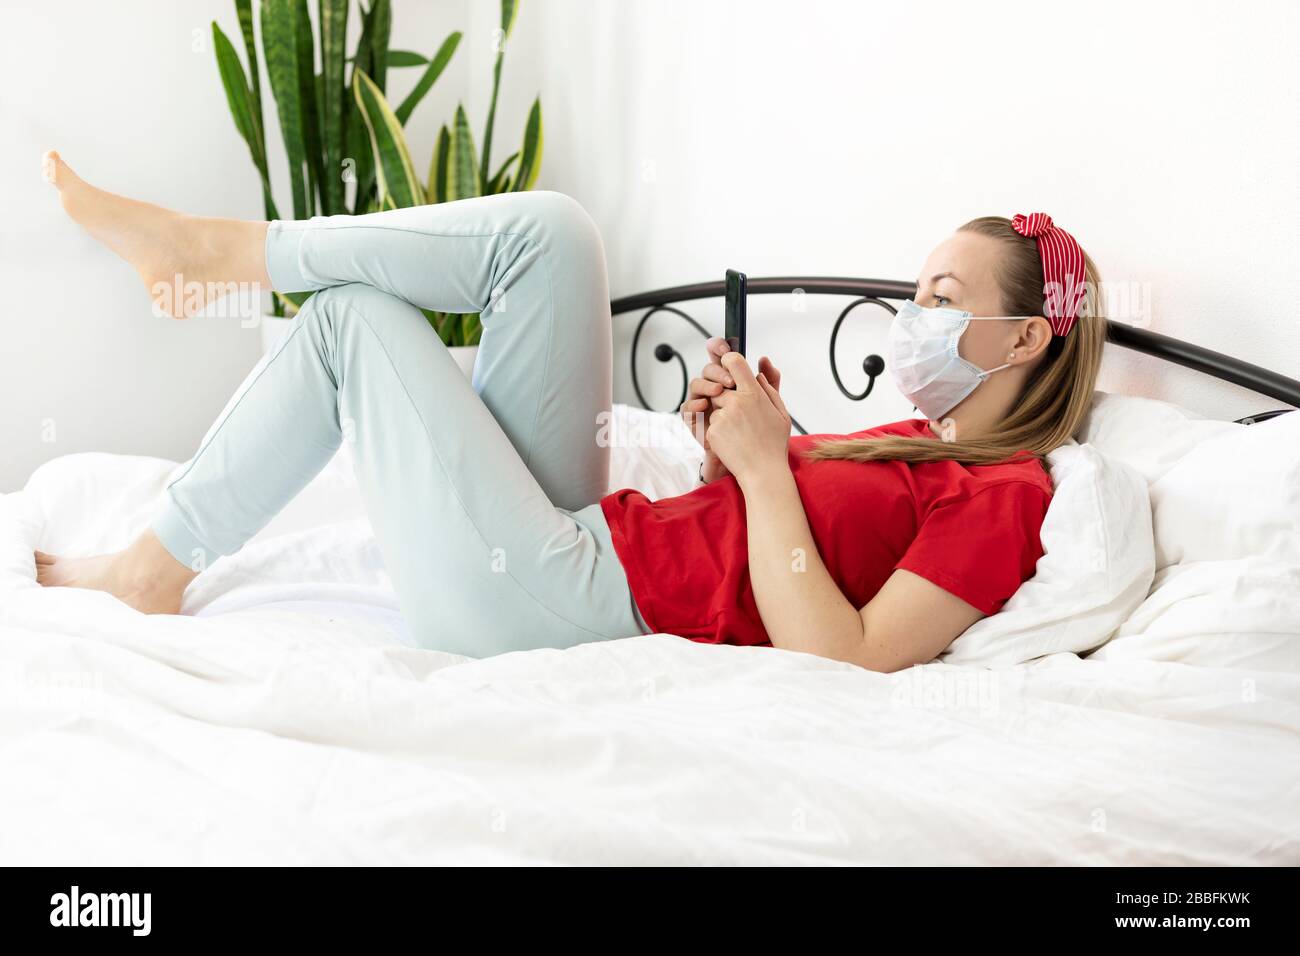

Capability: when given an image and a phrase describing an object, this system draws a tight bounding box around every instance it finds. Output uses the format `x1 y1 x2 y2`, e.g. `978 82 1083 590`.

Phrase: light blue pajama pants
152 191 651 656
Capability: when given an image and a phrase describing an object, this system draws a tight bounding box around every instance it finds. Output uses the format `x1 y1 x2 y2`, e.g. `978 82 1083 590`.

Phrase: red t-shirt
600 418 1053 646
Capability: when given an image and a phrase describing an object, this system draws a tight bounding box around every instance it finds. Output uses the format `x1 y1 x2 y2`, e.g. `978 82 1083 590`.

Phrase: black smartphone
724 268 747 358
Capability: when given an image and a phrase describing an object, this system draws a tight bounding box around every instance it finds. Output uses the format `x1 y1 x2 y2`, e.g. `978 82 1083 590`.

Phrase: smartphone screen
725 269 747 358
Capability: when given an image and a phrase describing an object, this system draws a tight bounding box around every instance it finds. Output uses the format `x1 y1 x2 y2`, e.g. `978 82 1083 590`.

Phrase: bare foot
35 532 198 615
43 150 270 319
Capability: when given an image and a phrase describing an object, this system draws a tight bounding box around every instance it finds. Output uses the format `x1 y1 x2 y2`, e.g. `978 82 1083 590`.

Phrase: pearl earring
1007 352 1016 361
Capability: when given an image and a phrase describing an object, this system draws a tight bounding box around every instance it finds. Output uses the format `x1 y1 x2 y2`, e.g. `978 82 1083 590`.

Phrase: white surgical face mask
887 300 1023 421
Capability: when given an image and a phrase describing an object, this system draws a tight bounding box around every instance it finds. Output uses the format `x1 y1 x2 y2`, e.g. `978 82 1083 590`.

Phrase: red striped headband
1010 212 1087 337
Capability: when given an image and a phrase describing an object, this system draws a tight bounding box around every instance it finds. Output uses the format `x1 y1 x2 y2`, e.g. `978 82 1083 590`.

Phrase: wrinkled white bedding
1 408 1297 865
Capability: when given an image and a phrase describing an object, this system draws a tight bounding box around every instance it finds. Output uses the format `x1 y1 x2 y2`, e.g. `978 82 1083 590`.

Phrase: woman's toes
35 556 61 586
42 150 73 189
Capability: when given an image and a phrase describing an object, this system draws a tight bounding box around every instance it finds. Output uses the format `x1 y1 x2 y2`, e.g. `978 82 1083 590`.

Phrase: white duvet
1 409 1297 865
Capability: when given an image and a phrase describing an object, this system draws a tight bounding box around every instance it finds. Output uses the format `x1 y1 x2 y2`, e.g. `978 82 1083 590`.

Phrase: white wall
0 0 468 491
472 0 1300 434
3 1 1297 491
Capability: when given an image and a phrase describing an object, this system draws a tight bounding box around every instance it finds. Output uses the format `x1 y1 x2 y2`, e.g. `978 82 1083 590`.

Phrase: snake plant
213 0 544 346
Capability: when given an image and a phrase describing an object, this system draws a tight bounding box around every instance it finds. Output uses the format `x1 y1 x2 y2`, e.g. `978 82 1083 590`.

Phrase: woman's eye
933 294 950 307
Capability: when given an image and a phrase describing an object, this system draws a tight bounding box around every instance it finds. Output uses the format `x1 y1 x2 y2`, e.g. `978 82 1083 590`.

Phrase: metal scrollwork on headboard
628 305 709 414
613 277 917 436
610 276 1300 430
828 298 892 403
627 301 818 434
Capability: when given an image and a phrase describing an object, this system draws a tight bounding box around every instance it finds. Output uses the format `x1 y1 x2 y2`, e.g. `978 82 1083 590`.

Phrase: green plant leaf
344 0 385 212
233 0 264 134
486 151 519 194
262 0 309 218
368 0 392 93
426 310 447 340
501 0 518 41
232 0 275 219
212 24 258 156
344 109 374 213
353 69 426 208
347 49 427 67
479 50 505 188
212 22 280 220
352 0 375 76
429 311 481 348
479 56 504 191
386 49 427 67
294 0 323 216
423 308 458 344
512 97 543 191
461 312 483 346
432 311 450 341
447 104 481 201
394 30 461 126
318 0 348 215
274 290 314 316
428 123 451 203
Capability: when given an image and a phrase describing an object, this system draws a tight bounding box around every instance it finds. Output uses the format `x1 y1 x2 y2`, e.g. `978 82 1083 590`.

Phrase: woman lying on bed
35 150 1105 671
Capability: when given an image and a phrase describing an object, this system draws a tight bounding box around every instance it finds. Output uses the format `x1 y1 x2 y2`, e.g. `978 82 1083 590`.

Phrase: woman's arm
742 465 983 669
738 464 867 661
709 353 984 671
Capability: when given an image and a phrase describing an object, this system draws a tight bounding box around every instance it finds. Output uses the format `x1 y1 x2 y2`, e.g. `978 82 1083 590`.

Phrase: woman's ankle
127 528 202 587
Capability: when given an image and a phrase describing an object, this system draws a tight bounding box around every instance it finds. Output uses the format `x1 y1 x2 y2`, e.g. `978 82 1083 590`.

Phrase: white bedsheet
1 444 1297 864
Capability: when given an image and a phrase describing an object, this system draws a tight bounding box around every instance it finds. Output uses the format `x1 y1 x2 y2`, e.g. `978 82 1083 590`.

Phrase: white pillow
1090 410 1300 670
603 404 702 499
941 441 1154 665
1147 410 1300 568
1090 558 1300 672
1075 390 1241 484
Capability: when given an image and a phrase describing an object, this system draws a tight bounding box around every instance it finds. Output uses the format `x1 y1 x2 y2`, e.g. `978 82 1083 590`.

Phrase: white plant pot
260 312 477 381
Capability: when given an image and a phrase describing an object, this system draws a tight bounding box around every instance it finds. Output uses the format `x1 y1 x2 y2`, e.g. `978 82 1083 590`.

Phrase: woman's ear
1012 316 1054 363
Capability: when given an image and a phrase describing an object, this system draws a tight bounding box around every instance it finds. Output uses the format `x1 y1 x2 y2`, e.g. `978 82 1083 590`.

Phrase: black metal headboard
612 276 1300 434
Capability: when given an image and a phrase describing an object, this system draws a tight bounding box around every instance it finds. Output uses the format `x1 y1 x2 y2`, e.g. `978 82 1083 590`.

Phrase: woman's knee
298 283 428 361
517 191 605 265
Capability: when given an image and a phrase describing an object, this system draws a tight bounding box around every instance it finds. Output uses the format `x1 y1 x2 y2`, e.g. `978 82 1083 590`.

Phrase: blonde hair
804 216 1105 469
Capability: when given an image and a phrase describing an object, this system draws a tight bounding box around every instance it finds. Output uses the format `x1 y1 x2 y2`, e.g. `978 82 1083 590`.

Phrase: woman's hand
680 337 735 482
681 339 785 483
705 352 793 490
